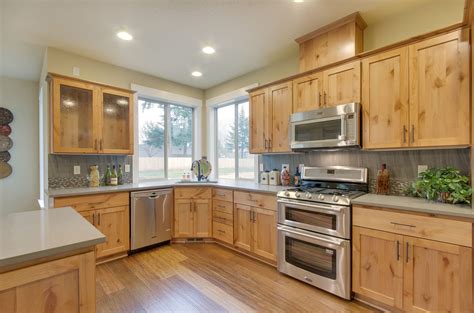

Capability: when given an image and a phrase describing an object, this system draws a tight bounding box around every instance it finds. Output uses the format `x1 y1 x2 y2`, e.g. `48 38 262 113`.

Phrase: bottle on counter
110 165 118 186
104 165 111 186
376 163 390 195
294 166 301 187
281 166 291 186
89 165 100 187
117 164 124 185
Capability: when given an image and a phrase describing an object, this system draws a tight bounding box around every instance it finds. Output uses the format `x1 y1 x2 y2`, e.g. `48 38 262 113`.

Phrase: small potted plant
408 167 472 204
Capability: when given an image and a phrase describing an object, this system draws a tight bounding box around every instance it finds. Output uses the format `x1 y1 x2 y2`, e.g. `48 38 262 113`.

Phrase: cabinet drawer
353 206 472 247
212 199 233 214
54 192 129 212
174 187 211 199
213 210 233 226
234 191 277 211
213 221 233 244
212 188 233 202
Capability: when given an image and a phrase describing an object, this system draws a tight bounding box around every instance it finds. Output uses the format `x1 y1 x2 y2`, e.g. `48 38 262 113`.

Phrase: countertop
0 207 106 269
47 179 287 198
352 194 474 219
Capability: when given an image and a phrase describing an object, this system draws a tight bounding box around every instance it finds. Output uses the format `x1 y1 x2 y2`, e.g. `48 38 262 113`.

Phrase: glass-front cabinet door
99 88 133 154
51 77 99 153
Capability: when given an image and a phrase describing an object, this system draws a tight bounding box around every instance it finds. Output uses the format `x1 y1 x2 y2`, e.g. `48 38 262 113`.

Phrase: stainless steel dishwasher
131 189 172 251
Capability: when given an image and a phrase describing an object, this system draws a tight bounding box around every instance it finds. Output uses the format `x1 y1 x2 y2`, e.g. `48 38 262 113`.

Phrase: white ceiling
0 0 459 89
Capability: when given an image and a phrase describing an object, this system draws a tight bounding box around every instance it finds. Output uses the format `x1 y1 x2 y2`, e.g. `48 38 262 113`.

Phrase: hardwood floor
96 243 377 313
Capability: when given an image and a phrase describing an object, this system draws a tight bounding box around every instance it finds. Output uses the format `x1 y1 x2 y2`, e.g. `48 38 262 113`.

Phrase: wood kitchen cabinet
363 28 470 149
322 61 361 107
54 192 130 262
249 81 292 153
293 72 324 113
49 73 134 154
212 188 234 244
352 205 472 312
174 188 212 238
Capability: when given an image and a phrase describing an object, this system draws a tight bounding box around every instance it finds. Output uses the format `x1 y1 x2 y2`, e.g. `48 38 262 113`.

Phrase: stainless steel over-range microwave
289 103 361 150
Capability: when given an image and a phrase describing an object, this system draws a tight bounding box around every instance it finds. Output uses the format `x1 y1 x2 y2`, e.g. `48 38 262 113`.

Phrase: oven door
278 198 350 239
277 225 351 299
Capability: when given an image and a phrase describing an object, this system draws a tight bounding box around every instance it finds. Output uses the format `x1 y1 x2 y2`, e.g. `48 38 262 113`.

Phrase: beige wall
0 76 39 214
47 47 204 100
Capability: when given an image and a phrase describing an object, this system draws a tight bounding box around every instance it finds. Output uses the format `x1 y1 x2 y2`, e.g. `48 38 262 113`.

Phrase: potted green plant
408 167 472 204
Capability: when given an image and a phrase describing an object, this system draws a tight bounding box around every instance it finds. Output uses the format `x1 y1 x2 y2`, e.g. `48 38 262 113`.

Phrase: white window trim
131 83 202 183
206 83 258 182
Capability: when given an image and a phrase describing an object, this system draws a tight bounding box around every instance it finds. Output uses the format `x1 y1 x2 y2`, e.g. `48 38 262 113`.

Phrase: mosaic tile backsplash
49 155 133 189
260 148 470 196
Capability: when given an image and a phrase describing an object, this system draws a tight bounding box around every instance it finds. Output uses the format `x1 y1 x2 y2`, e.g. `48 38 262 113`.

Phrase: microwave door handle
338 114 347 141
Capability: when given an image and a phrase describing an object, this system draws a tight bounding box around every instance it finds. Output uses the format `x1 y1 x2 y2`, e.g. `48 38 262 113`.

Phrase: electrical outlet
73 165 80 175
259 163 264 172
417 165 428 176
299 164 305 171
125 164 131 173
282 164 289 171
72 66 80 76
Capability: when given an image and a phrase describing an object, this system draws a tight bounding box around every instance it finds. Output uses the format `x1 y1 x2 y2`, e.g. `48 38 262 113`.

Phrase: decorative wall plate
0 151 10 162
0 162 12 178
0 135 13 151
0 125 11 136
0 108 13 125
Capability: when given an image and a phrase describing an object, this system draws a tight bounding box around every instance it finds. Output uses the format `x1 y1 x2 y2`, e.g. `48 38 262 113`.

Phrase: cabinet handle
402 126 407 143
264 139 267 149
406 242 409 263
99 139 103 151
94 139 98 151
97 212 101 226
390 222 416 229
249 211 253 222
217 205 225 209
269 139 272 149
318 92 322 106
92 212 96 225
410 125 415 143
324 92 327 106
396 240 400 261
218 229 226 234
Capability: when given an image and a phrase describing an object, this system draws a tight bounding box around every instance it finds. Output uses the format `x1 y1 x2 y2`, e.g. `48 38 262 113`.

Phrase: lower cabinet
174 188 212 238
54 192 130 262
353 206 472 312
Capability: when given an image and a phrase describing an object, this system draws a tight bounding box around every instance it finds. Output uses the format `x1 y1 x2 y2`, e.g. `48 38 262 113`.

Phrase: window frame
214 98 255 180
137 97 195 181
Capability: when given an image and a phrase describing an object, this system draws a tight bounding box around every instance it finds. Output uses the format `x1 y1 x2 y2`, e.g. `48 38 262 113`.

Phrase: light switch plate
73 165 80 175
417 165 428 176
259 163 264 172
72 66 80 76
125 164 131 173
282 164 289 172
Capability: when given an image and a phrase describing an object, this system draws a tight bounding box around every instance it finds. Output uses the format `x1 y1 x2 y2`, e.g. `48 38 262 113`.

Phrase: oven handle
277 198 345 213
278 225 347 246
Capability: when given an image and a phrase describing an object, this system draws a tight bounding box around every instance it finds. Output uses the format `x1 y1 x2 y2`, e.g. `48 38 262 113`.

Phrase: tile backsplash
49 155 133 189
260 148 470 195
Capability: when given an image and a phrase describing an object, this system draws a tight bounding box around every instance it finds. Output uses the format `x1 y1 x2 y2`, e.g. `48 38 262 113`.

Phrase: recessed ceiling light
202 46 216 54
117 31 133 41
294 0 304 2
191 71 203 77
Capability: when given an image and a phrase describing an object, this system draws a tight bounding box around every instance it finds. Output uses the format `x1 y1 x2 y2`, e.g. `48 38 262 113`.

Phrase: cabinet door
362 48 409 149
174 199 194 238
79 210 95 225
51 77 99 153
95 206 129 258
352 227 404 309
252 208 277 261
234 204 252 252
249 89 270 153
194 199 211 237
403 236 472 312
323 61 361 107
293 72 324 113
99 88 134 154
269 81 292 152
409 29 470 147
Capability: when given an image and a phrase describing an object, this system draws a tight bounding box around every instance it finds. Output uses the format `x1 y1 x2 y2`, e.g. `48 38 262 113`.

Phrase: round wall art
0 107 13 179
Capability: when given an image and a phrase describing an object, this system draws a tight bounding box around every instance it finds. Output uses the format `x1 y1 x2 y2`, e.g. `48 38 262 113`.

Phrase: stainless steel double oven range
277 166 368 299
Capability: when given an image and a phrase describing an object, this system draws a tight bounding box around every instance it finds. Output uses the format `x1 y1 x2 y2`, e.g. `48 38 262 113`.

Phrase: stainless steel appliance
131 189 172 251
289 103 361 150
277 166 368 299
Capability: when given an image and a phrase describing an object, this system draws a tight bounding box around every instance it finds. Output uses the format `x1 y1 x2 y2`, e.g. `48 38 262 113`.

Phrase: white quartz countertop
47 179 287 198
352 194 474 219
0 207 106 269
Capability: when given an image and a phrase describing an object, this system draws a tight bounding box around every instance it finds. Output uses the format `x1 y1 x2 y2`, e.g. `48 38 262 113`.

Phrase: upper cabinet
249 82 293 153
363 28 470 149
49 74 135 155
323 61 361 107
293 72 323 113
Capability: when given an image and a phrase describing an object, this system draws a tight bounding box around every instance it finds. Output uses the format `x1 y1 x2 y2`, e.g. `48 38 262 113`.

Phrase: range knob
305 192 312 199
332 195 340 202
318 194 325 200
284 191 290 197
295 192 301 198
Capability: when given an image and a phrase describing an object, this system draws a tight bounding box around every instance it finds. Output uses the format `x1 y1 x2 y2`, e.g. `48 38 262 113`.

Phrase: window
138 98 193 180
216 100 255 180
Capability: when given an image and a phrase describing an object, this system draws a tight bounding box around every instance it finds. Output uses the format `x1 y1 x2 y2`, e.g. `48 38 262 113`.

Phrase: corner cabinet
173 187 212 238
352 205 472 312
363 28 470 149
48 73 134 154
